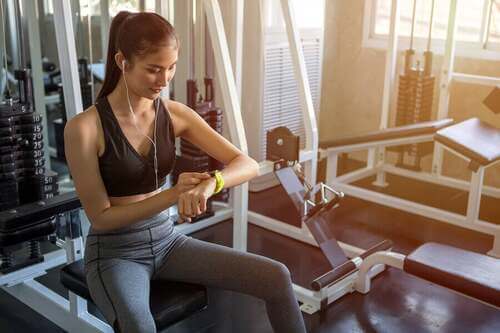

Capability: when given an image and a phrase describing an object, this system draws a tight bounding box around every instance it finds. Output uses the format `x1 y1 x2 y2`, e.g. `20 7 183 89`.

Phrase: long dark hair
97 11 178 99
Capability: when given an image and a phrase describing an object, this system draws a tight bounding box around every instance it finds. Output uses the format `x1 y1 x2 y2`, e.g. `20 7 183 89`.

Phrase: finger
183 196 192 217
185 172 211 180
191 194 200 216
199 196 207 213
194 195 202 216
185 177 204 185
177 197 184 217
176 215 186 224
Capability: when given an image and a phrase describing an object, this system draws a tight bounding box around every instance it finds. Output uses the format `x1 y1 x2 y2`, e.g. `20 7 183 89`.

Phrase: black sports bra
95 97 176 197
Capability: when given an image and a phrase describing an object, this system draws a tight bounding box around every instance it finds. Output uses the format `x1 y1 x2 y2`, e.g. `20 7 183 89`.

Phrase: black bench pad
404 243 500 307
61 260 208 328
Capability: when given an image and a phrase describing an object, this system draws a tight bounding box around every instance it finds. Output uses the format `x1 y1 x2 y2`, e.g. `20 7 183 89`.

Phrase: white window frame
362 0 500 61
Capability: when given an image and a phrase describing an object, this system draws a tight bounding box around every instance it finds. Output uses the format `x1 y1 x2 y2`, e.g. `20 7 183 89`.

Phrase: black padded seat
60 260 208 329
404 243 500 307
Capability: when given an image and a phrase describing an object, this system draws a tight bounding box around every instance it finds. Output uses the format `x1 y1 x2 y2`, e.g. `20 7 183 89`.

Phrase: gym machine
265 126 390 313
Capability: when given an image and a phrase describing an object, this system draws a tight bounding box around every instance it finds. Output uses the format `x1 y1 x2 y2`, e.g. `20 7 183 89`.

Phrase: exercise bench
356 242 500 309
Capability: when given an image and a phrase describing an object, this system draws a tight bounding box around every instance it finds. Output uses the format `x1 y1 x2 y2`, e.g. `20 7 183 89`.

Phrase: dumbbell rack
0 69 59 272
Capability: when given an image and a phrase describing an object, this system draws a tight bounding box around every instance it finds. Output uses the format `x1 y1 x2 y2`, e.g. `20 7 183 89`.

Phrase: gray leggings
84 212 306 333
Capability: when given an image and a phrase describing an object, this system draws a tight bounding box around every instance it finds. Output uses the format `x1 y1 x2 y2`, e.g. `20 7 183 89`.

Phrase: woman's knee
263 260 293 297
115 306 156 333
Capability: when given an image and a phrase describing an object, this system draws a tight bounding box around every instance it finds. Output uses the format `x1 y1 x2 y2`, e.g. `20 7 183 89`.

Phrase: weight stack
0 71 59 211
390 67 435 170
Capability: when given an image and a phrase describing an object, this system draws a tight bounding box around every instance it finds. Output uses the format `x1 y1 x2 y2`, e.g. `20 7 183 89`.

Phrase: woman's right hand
173 172 211 196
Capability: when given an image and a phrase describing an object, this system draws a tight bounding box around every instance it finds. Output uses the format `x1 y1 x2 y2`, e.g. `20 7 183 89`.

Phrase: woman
64 11 306 333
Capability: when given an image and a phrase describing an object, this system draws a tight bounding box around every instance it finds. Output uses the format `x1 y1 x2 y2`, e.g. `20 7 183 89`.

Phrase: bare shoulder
64 105 104 154
162 99 193 137
65 105 99 133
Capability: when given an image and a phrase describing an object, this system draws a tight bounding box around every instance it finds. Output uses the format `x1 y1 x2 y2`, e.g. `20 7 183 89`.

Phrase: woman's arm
171 100 259 186
168 101 260 218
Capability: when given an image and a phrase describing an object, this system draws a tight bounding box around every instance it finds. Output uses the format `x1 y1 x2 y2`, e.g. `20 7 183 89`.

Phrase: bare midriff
108 189 161 206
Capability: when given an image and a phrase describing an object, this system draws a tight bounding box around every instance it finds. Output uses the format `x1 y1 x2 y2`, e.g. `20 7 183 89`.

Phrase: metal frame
322 134 500 257
204 0 248 251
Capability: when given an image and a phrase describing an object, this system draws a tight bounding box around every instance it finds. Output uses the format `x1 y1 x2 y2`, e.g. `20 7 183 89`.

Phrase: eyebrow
147 61 177 69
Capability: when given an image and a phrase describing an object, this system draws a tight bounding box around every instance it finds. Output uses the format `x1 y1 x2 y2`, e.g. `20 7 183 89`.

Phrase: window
265 0 325 31
365 0 500 59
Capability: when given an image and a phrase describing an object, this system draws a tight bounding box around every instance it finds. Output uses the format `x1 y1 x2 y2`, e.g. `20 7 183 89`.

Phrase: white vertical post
227 0 244 99
204 0 249 251
432 0 458 176
195 0 206 83
23 0 51 170
466 167 484 223
174 0 193 104
326 152 339 182
100 0 110 61
373 0 400 187
53 0 83 119
155 0 173 21
156 0 174 101
280 0 318 186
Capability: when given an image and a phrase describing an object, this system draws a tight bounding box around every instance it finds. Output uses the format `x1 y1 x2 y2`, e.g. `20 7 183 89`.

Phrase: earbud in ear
121 60 126 72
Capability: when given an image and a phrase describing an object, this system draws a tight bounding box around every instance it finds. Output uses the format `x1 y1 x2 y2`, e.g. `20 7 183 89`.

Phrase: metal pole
204 0 249 251
432 0 458 176
53 0 83 120
23 0 51 170
280 0 318 186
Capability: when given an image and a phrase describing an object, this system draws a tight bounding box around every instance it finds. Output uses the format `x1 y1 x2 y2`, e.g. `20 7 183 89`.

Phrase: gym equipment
389 0 436 171
0 26 60 272
321 117 500 257
320 0 500 259
0 192 211 332
0 69 59 213
356 242 500 308
262 127 391 313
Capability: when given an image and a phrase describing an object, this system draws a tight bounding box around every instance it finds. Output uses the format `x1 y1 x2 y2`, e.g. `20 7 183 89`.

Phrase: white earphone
122 59 160 190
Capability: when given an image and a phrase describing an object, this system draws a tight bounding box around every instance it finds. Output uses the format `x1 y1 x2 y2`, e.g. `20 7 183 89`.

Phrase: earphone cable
123 67 160 189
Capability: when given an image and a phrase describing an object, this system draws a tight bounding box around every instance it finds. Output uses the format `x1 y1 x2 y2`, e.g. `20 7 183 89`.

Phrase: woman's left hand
177 177 217 223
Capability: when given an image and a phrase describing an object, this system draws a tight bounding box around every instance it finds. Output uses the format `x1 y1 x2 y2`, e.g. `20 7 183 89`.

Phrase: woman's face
125 46 178 100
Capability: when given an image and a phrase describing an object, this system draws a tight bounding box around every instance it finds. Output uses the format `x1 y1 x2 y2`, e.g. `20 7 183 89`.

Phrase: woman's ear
115 52 126 71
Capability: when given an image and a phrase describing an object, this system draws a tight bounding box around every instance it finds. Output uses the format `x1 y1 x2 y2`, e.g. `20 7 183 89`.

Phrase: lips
151 88 162 93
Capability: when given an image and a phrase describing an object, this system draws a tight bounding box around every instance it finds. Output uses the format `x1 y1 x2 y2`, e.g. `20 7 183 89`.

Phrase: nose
157 74 167 87
157 71 173 88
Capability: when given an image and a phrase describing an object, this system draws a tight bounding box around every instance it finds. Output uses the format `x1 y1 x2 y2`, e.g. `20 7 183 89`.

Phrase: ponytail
97 11 131 99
